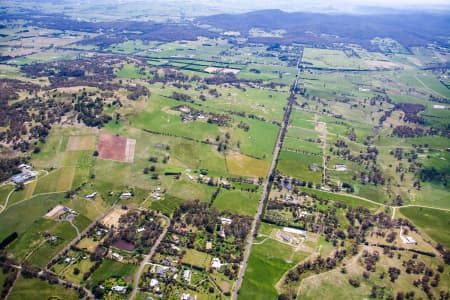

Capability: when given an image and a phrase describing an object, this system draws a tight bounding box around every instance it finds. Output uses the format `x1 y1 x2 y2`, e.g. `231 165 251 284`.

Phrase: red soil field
97 133 127 162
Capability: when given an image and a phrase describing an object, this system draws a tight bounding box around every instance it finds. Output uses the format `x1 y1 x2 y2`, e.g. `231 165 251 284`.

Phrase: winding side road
231 49 304 300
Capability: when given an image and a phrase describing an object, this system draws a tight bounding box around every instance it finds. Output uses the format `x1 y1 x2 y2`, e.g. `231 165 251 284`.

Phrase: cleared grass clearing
26 221 78 268
150 194 186 215
277 151 322 183
7 180 36 206
89 259 136 286
226 152 269 177
213 189 260 216
399 206 450 247
182 249 212 270
240 231 309 300
33 167 75 195
283 137 322 154
286 126 320 140
303 48 368 69
0 193 67 241
298 187 380 211
66 135 97 151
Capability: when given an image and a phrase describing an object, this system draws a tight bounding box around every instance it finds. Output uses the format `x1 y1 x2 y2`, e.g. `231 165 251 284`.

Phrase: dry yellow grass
101 207 128 228
67 135 97 151
226 152 269 177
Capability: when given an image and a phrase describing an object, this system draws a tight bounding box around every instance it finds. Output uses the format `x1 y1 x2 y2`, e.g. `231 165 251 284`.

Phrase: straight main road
231 49 304 300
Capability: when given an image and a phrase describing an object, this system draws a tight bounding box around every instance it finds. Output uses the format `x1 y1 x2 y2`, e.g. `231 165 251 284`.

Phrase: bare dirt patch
101 207 128 228
221 68 240 75
97 133 135 163
204 66 222 73
67 135 97 151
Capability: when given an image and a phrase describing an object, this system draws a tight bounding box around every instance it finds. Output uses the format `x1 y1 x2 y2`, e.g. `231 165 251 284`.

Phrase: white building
150 278 159 288
211 257 221 269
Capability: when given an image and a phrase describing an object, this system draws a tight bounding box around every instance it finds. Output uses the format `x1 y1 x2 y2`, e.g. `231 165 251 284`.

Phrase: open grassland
299 188 381 211
0 193 67 241
8 276 79 300
240 223 310 300
213 189 260 216
399 206 450 247
303 48 369 69
298 247 450 300
150 194 185 215
33 167 75 195
89 259 136 286
26 221 78 268
277 151 322 183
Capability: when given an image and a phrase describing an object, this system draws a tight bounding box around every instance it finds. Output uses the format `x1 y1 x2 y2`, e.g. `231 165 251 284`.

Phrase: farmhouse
150 278 159 288
183 270 191 281
120 192 132 199
401 236 417 245
220 217 232 225
280 233 292 242
85 192 97 199
211 257 221 269
10 171 37 184
112 252 123 261
283 227 308 238
111 285 127 293
335 164 347 171
181 293 191 300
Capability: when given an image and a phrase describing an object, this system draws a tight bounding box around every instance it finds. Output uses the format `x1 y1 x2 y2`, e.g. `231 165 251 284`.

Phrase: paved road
129 214 170 300
231 50 304 300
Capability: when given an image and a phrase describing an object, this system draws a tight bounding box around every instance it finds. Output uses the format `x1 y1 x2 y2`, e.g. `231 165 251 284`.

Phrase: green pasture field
150 194 185 215
233 117 279 160
26 221 78 268
89 259 136 286
277 150 322 183
7 218 56 262
298 187 381 211
8 275 79 300
303 48 368 70
375 135 450 149
62 255 96 284
290 110 315 129
0 193 67 241
399 206 450 247
286 126 320 140
33 167 75 195
240 223 309 300
213 189 260 216
283 137 322 154
116 63 152 79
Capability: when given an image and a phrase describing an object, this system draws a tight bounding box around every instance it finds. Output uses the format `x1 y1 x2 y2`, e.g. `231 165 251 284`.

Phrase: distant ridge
197 9 450 49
